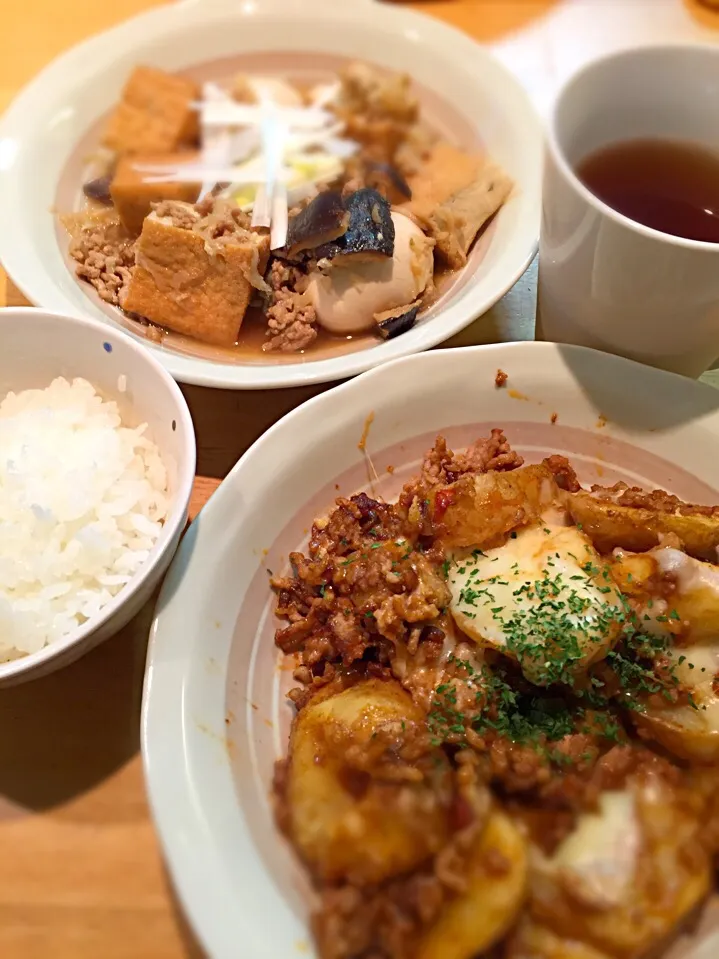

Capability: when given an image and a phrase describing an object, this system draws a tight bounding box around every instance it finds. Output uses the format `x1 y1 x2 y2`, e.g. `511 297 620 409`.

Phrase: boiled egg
448 524 624 685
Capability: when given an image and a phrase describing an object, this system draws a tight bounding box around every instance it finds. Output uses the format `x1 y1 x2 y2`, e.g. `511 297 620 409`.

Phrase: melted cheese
650 643 719 740
551 791 638 908
637 548 719 644
448 524 623 684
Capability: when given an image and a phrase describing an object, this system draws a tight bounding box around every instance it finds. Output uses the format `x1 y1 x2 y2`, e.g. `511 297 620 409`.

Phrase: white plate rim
142 340 719 959
0 0 541 390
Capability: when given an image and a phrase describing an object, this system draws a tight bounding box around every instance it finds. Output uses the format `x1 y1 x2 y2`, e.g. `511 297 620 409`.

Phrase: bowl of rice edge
0 307 196 686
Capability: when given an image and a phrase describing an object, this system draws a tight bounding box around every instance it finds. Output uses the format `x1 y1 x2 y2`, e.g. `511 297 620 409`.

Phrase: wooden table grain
1 2 717 957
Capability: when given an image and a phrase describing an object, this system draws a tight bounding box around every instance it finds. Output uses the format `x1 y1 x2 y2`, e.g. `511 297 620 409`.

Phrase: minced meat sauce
270 431 719 959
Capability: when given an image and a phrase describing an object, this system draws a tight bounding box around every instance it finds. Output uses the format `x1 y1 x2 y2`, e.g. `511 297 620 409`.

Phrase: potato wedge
612 547 719 645
507 921 611 959
431 464 560 550
415 810 527 959
633 643 719 763
565 489 719 561
529 775 711 958
286 678 450 885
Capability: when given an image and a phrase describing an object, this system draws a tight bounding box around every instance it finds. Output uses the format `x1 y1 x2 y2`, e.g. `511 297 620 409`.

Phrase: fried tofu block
103 66 199 155
404 142 482 223
121 214 269 346
110 152 200 235
429 162 513 268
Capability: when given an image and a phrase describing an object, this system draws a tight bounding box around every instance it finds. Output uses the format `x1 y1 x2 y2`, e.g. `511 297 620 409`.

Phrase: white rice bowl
0 376 169 660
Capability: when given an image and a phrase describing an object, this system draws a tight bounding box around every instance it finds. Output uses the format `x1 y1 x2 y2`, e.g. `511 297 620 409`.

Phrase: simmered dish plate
0 0 540 388
143 342 719 959
63 59 512 359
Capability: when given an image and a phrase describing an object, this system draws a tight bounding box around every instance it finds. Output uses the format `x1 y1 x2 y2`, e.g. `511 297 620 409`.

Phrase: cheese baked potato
506 921 611 959
610 549 719 761
564 489 719 561
529 774 711 958
430 464 559 549
632 642 719 763
285 678 451 885
415 810 527 959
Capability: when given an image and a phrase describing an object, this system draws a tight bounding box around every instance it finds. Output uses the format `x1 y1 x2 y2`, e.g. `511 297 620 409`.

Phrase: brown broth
576 138 719 243
57 52 490 366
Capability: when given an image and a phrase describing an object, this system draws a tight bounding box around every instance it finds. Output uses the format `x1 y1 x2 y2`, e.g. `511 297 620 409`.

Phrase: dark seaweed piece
284 190 349 259
375 300 421 340
365 161 412 201
314 188 395 262
83 176 113 205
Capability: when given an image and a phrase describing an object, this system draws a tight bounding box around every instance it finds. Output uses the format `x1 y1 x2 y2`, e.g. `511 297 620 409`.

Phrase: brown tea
576 138 719 243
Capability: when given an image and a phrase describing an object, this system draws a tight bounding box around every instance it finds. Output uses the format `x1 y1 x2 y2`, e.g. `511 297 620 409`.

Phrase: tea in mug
576 137 719 243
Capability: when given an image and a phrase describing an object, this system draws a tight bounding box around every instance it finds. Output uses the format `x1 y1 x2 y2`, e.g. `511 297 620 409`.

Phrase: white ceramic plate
143 341 719 959
0 0 540 390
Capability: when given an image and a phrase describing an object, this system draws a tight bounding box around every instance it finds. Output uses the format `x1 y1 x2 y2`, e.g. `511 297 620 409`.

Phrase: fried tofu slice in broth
102 66 199 155
564 488 719 561
429 464 561 551
529 773 711 958
415 810 528 959
110 152 201 235
121 211 269 346
428 162 513 269
284 678 451 886
403 141 483 223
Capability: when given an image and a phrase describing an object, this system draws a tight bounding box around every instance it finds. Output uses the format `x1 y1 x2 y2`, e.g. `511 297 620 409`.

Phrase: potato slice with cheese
507 921 611 959
430 464 560 550
530 774 711 957
448 524 624 685
613 546 719 645
415 810 527 959
633 642 719 762
610 548 719 760
285 678 451 885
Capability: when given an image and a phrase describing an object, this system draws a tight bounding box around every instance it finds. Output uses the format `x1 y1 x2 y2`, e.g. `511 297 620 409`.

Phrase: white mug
538 44 719 378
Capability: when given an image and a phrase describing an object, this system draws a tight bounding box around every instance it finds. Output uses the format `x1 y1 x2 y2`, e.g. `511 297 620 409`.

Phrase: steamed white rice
0 377 169 660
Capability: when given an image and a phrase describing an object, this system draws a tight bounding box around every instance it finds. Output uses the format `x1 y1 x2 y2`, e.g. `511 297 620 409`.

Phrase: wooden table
0 2 718 957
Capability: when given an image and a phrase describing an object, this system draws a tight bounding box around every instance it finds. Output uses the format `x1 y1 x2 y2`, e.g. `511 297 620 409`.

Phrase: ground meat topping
67 214 135 306
263 259 318 352
400 431 523 509
590 481 719 516
544 454 581 493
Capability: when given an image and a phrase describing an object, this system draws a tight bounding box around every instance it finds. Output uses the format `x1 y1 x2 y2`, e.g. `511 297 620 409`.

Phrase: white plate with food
143 340 719 959
0 0 540 390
